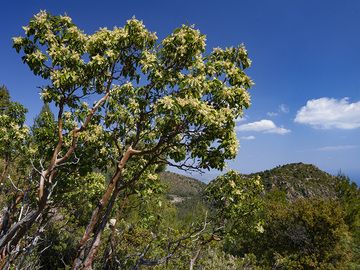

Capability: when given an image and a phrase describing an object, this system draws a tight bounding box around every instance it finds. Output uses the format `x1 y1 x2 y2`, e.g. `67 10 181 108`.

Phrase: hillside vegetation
160 171 206 198
162 163 351 201
160 163 360 269
251 163 339 200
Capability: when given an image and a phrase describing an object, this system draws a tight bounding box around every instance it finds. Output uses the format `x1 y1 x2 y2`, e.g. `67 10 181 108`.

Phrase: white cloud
317 145 359 151
295 97 360 129
236 119 290 135
240 135 256 140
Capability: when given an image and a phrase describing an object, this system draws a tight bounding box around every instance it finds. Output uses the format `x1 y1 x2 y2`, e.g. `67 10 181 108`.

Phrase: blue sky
1 1 359 183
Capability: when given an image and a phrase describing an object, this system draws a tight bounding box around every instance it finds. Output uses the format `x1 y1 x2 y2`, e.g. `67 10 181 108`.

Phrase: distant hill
249 163 340 200
159 171 207 221
159 171 206 203
160 163 357 202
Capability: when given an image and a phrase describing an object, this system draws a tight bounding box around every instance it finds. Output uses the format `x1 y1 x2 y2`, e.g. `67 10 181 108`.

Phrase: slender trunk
72 147 139 270
103 195 128 269
82 229 101 270
82 184 126 269
73 150 160 269
72 182 120 269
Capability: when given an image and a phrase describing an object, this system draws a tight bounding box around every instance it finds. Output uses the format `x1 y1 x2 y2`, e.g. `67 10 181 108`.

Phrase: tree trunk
0 91 110 268
72 147 138 269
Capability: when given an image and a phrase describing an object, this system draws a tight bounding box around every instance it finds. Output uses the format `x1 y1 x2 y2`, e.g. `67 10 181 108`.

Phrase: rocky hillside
160 163 357 202
249 163 339 200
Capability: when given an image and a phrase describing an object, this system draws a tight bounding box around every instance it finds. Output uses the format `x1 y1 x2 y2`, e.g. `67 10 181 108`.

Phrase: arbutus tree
0 87 30 267
0 86 29 184
5 10 253 269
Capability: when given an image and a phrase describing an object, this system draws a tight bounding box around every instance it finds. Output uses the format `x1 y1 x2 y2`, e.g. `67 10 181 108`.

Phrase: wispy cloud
236 119 290 135
267 103 289 117
239 135 256 140
267 112 278 117
279 104 289 113
316 145 359 151
295 97 360 129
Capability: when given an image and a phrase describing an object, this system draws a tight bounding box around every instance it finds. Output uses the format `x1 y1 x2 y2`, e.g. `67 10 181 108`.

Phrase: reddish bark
72 146 140 270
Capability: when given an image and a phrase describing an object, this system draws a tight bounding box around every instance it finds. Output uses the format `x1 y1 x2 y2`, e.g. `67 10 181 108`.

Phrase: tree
335 174 360 268
30 103 57 164
244 198 352 269
5 10 253 269
0 86 28 183
0 86 11 114
204 171 264 255
0 87 30 269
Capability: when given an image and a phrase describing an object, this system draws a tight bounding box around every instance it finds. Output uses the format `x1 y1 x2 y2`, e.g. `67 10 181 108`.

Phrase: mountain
160 163 358 202
248 163 340 200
